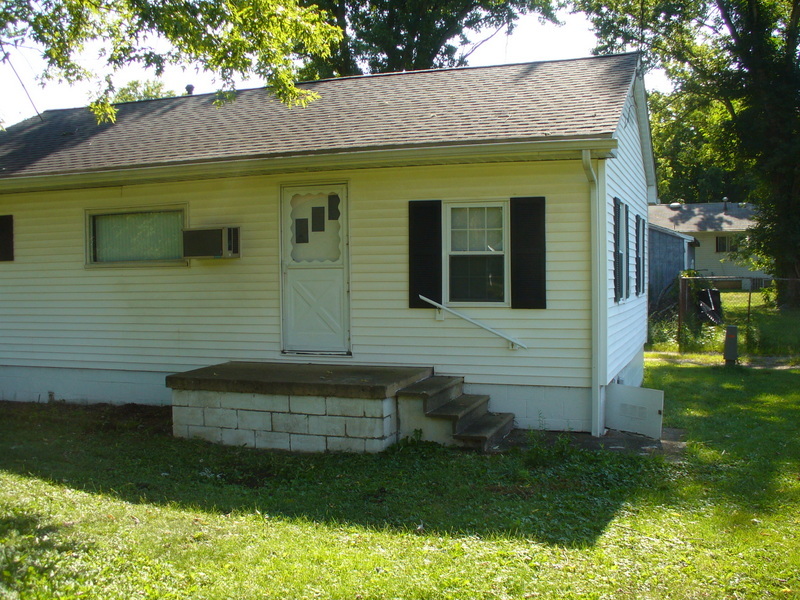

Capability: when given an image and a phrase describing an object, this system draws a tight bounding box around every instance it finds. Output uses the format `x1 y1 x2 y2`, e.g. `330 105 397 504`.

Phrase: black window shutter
0 215 13 262
510 197 546 309
408 200 442 308
635 214 642 295
624 204 631 298
613 198 622 302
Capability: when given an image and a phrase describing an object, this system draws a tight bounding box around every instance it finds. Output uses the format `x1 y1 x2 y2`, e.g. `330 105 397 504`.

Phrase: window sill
85 259 189 269
446 301 510 309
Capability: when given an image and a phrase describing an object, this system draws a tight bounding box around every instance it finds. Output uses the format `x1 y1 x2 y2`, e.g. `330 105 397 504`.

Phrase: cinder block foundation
166 361 432 453
172 389 398 452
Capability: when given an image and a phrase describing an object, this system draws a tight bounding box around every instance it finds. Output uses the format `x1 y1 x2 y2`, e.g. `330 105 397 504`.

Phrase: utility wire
1 44 44 122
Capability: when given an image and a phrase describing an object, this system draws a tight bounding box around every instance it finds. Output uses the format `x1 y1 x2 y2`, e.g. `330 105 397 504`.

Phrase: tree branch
715 0 743 50
785 0 800 65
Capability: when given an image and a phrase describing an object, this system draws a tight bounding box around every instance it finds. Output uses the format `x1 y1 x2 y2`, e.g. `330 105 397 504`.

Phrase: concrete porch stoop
396 376 515 452
167 362 514 453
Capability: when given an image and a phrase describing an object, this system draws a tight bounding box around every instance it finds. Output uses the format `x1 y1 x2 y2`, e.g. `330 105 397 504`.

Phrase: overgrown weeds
648 289 800 355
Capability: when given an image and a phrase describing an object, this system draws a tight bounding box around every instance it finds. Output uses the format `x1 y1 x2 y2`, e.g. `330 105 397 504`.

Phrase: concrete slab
166 362 432 399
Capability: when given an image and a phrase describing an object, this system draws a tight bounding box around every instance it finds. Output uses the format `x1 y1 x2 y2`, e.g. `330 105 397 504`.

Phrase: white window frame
443 200 510 307
716 235 738 253
85 204 188 268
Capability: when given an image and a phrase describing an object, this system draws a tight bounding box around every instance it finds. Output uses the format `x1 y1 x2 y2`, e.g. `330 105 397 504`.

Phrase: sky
0 11 670 128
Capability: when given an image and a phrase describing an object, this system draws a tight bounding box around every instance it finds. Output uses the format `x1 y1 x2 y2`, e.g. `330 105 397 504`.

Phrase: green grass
649 290 800 356
2 361 800 599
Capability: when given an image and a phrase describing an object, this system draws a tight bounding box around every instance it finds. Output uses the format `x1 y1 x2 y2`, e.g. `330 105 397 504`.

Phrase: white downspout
582 149 607 437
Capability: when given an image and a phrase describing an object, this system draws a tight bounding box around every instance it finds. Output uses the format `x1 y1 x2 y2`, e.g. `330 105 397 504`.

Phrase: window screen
91 210 183 263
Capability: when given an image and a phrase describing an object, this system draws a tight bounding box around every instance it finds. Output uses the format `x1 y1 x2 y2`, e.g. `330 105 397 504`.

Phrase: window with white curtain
89 208 184 264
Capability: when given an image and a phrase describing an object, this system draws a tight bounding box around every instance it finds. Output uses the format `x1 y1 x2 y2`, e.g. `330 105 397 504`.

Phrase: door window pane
290 193 341 263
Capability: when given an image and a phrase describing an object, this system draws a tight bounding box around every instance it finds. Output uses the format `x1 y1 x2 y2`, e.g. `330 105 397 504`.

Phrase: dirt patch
497 427 687 462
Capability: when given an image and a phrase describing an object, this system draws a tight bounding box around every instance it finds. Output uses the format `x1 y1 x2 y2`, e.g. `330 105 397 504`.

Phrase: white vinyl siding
350 162 591 387
693 231 770 278
604 92 650 384
0 160 593 391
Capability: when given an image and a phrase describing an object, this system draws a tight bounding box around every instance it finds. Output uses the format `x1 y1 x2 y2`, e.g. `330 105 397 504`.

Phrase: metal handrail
418 295 528 350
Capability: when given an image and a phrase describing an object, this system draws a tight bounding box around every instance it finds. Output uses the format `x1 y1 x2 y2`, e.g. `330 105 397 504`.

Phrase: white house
649 202 770 285
0 53 662 450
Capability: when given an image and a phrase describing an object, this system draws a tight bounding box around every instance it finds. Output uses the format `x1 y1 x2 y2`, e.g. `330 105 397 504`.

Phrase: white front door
281 184 350 353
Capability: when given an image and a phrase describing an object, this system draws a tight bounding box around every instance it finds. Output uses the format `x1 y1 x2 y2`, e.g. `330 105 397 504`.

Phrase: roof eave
0 137 618 195
648 223 698 241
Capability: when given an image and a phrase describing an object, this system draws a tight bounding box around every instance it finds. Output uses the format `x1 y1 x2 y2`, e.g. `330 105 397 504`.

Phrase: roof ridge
301 51 641 85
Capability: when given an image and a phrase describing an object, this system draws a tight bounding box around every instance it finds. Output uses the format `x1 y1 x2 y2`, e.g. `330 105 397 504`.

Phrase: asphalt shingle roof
1 53 639 179
649 202 756 232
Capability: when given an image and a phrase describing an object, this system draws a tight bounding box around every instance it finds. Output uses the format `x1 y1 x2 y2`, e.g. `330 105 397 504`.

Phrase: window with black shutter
408 197 546 309
635 214 643 295
624 204 631 299
613 198 623 302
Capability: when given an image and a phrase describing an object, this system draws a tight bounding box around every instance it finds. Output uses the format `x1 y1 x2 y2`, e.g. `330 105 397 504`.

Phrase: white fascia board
0 138 618 195
632 76 659 203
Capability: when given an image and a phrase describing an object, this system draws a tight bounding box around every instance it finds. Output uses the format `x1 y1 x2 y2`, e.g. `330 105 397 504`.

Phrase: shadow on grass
0 402 669 548
646 362 800 512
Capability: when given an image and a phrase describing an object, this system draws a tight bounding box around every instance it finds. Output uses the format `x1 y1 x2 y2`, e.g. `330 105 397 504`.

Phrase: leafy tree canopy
1 0 342 122
574 0 800 299
648 90 756 206
111 80 176 103
298 0 558 79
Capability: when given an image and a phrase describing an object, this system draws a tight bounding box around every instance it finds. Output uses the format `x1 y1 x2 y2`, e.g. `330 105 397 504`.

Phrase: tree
1 0 342 122
574 0 800 304
111 80 176 103
648 90 756 205
297 0 557 79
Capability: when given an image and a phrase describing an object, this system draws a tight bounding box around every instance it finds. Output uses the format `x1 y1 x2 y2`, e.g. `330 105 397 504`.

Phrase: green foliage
574 0 800 300
761 280 778 307
297 0 558 79
647 313 679 350
111 80 176 103
522 430 576 468
649 288 800 355
649 90 757 205
1 0 342 122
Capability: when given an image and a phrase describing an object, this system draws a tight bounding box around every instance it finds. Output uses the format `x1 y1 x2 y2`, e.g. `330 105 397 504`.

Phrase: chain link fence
649 276 800 356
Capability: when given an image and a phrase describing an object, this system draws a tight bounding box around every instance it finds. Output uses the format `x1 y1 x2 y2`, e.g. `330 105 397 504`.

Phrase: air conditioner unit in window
183 227 240 259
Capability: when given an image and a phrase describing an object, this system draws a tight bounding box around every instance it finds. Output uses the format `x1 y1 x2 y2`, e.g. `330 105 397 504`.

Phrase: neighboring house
648 223 696 304
649 202 770 285
0 53 662 447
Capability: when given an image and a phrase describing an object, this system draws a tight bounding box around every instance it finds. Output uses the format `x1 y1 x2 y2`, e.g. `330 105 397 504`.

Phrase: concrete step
426 394 490 433
453 412 515 452
397 375 464 413
397 374 514 451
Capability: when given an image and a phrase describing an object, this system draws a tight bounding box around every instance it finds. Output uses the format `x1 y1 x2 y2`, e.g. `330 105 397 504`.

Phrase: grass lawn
2 358 799 599
649 291 800 357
